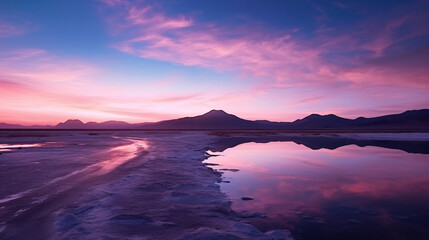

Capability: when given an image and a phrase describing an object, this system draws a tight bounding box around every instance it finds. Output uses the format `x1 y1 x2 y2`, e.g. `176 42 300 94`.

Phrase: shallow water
2 131 292 240
1 131 428 239
205 141 429 240
0 132 150 238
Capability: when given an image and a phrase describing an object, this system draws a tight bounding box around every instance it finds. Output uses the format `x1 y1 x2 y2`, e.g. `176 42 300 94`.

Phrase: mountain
55 119 136 129
0 123 51 129
292 114 353 129
0 123 27 128
86 120 133 129
56 119 85 129
1 109 428 130
351 109 429 129
142 110 264 129
289 110 429 130
141 109 429 130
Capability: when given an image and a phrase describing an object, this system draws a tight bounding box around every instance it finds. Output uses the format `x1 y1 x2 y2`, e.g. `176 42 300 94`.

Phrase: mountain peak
202 109 229 117
56 119 85 128
307 113 340 118
306 114 322 119
64 119 84 124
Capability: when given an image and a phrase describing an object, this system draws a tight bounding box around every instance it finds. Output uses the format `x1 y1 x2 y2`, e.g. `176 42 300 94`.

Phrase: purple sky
0 0 428 124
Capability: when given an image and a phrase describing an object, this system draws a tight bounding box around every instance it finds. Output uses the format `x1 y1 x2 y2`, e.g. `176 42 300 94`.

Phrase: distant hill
0 122 51 129
56 119 137 129
351 110 429 129
56 119 85 129
140 109 429 130
85 120 134 129
291 114 353 129
0 123 27 129
288 109 429 130
141 110 290 130
1 109 428 130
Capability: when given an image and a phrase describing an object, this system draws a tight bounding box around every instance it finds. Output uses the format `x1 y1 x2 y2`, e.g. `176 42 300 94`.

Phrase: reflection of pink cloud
214 142 429 228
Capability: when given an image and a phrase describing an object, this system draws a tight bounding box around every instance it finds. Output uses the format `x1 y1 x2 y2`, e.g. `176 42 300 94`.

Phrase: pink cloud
0 20 34 38
101 0 429 94
0 48 46 60
126 5 192 28
1 1 428 124
0 48 270 124
312 6 429 88
0 22 25 38
100 0 124 6
102 1 323 86
98 2 429 122
0 48 96 84
0 49 116 124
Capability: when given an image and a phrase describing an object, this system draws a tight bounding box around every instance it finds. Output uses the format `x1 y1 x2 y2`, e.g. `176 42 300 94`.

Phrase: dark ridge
1 109 428 130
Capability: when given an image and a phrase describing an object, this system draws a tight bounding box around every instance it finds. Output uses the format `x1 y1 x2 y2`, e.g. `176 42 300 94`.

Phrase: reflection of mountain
1 109 429 130
208 135 429 154
206 137 429 240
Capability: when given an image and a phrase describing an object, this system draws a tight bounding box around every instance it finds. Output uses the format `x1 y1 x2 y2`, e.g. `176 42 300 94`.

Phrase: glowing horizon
1 0 428 125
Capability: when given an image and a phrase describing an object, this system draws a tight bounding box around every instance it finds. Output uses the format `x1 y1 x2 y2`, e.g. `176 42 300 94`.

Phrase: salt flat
0 131 293 240
1 130 428 239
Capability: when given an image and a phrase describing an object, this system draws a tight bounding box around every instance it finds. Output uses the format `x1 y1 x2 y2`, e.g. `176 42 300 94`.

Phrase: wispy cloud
101 0 323 85
0 48 96 84
0 20 35 38
101 0 429 91
0 48 263 124
1 1 428 124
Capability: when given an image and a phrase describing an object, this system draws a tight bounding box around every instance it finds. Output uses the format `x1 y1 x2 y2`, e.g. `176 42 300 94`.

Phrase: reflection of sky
0 143 42 149
205 142 429 239
99 139 147 172
0 143 42 152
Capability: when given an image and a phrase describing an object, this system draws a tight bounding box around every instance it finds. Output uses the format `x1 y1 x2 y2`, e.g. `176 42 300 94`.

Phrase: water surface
205 141 429 240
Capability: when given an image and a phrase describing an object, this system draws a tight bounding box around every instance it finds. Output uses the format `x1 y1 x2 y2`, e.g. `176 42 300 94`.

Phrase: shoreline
0 132 294 239
1 129 429 133
1 130 428 239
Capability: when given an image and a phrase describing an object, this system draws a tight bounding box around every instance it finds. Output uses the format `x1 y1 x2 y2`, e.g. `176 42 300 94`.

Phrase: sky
0 0 428 125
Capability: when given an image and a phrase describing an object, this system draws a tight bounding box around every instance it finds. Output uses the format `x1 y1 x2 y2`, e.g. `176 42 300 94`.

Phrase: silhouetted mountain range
1 109 428 130
55 119 138 129
141 110 290 130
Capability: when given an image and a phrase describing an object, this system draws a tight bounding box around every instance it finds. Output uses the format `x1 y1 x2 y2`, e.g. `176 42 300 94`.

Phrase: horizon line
1 108 428 127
